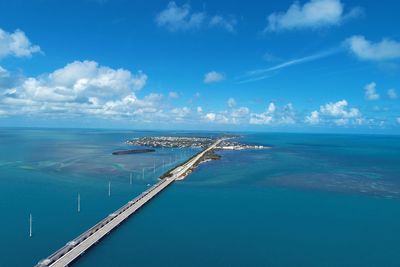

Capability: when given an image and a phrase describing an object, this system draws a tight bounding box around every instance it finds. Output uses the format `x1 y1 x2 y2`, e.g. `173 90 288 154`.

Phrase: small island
112 148 155 155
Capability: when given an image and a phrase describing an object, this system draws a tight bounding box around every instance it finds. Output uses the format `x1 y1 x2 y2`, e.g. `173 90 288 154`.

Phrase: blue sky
0 0 399 133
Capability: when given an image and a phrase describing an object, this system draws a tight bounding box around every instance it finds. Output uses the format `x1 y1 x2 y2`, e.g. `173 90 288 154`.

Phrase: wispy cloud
236 73 276 84
209 15 237 33
238 49 338 83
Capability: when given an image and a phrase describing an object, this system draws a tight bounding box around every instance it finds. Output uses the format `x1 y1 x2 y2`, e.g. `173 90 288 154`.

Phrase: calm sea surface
0 128 400 267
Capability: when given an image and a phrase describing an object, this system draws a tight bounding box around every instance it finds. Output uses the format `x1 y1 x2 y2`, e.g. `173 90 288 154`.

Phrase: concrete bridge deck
35 139 222 267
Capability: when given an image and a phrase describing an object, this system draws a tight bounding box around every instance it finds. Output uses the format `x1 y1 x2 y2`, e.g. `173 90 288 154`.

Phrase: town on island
120 136 268 180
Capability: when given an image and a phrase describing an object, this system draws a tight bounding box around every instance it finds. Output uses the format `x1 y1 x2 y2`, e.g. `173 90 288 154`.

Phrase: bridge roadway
36 139 222 267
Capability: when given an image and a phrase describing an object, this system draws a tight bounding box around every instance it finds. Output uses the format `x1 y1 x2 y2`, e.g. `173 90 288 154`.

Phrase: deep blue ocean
0 128 400 267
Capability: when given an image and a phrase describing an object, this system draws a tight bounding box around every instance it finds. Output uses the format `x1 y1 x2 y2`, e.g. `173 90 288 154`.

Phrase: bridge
35 139 222 267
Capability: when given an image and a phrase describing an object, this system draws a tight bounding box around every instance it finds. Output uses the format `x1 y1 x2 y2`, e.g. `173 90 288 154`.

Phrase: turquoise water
1 129 400 266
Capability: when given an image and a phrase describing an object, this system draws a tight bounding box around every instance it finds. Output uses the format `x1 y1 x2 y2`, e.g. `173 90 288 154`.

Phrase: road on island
36 138 223 267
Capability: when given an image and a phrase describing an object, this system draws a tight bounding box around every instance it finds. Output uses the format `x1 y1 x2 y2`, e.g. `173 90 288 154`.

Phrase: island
127 136 266 150
127 136 268 180
112 148 155 155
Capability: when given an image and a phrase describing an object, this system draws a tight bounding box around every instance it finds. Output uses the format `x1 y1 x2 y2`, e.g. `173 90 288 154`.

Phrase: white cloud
265 0 358 32
249 112 273 125
2 60 392 129
204 71 224 83
205 112 216 121
155 2 205 31
171 106 191 120
388 88 397 99
168 91 179 98
0 66 9 77
227 97 236 107
305 110 320 124
156 2 236 33
279 103 296 124
209 15 236 32
204 112 229 124
202 106 250 125
305 100 364 126
0 60 159 119
346 35 400 61
240 49 336 83
24 60 147 102
320 100 361 118
231 107 249 117
364 82 380 100
0 28 41 58
249 102 295 125
230 107 249 124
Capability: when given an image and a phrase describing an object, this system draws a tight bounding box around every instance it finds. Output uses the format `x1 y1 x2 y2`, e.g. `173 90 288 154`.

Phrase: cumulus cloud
0 28 41 58
388 88 397 99
320 100 361 118
249 112 273 125
204 71 224 83
265 0 360 32
230 107 250 124
231 107 249 117
249 103 274 125
171 106 191 120
314 99 363 126
24 60 147 102
304 100 365 126
203 106 249 125
346 35 400 61
364 82 380 100
205 112 216 121
249 102 295 125
1 59 391 129
156 2 205 31
156 2 236 32
0 60 160 120
305 110 320 124
279 103 296 124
